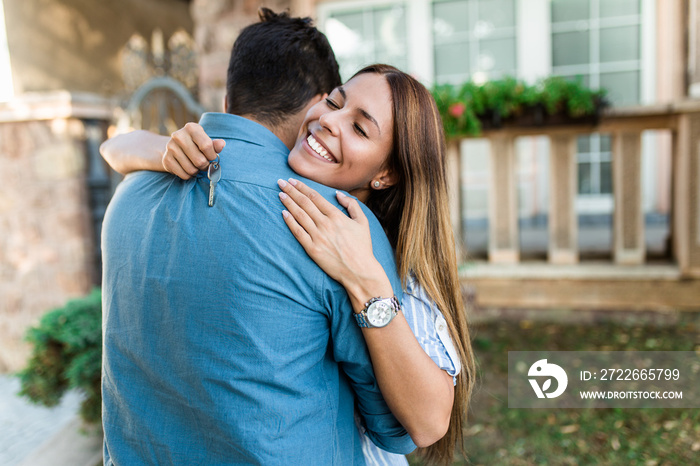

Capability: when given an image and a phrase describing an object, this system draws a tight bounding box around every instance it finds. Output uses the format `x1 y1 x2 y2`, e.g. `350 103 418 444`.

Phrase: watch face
367 300 393 327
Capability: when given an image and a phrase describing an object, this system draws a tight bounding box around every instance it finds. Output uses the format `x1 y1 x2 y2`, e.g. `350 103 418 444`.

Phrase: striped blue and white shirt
357 274 462 465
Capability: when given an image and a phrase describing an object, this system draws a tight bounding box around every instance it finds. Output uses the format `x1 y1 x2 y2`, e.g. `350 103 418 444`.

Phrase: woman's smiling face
287 72 394 201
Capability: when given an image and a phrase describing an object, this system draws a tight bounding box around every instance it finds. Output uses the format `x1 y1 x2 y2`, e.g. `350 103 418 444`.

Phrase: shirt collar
198 112 290 154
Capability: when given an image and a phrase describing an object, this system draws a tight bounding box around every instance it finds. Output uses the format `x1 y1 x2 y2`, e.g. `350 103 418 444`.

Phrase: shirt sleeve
401 277 461 384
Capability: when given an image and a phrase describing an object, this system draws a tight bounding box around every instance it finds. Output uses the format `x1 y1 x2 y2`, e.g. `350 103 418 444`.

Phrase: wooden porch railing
449 101 700 311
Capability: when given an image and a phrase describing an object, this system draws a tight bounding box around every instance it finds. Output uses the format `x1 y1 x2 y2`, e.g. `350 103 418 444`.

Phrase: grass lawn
410 311 700 465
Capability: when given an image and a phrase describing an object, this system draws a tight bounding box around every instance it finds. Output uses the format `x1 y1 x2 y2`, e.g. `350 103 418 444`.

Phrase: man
101 8 415 465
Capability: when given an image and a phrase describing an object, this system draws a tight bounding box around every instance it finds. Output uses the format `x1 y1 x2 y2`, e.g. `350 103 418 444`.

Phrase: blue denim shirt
101 113 415 465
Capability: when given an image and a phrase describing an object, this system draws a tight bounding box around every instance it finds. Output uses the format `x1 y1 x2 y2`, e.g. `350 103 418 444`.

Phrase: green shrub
17 289 102 424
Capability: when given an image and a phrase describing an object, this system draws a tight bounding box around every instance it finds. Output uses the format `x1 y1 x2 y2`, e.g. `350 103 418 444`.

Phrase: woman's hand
277 178 393 310
162 123 226 180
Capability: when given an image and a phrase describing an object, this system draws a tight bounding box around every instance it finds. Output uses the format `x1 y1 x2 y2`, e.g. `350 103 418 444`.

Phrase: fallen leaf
561 424 579 434
663 420 678 430
611 436 620 450
464 424 483 436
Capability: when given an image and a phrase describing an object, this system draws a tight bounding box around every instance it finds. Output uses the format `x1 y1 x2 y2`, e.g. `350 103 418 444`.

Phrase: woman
101 64 475 465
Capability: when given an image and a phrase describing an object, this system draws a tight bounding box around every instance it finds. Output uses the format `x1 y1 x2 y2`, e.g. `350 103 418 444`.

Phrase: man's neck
238 114 296 150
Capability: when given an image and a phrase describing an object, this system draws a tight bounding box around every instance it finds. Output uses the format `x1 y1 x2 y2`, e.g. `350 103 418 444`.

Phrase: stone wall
0 93 112 372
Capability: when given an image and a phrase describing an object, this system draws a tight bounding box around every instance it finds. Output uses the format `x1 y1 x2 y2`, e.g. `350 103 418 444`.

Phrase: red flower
448 102 466 118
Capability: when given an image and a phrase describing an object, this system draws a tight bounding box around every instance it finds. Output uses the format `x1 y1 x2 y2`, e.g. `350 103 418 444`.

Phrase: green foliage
17 289 102 424
432 76 608 138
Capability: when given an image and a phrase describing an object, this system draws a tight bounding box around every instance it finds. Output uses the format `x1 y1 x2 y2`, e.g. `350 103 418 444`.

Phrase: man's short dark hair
225 8 341 126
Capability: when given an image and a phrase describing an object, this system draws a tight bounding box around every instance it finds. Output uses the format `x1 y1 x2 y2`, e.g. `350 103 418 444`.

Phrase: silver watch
354 296 400 328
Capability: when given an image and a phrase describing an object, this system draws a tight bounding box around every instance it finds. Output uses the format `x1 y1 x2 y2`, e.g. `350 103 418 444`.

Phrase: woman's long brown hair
355 64 476 465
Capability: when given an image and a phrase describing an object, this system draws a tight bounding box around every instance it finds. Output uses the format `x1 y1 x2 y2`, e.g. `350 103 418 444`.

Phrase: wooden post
488 134 519 263
674 113 700 277
612 132 645 264
446 139 466 261
548 134 579 264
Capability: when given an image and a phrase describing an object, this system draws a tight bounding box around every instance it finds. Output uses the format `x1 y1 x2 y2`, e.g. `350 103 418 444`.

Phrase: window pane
465 188 488 211
373 6 406 44
477 0 515 29
600 0 640 18
376 52 408 72
577 135 591 153
326 14 366 65
339 59 369 82
578 161 592 194
599 134 612 153
433 0 470 38
600 26 639 63
331 12 364 35
478 38 516 73
552 31 589 66
600 71 640 105
552 0 590 23
599 161 612 194
561 74 591 87
435 42 470 77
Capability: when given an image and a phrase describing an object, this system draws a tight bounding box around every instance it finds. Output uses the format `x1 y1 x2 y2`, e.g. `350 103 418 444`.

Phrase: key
207 160 221 207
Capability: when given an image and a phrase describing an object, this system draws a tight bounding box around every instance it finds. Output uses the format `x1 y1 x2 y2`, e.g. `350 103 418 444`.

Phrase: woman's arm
99 124 224 179
277 178 454 448
100 130 169 175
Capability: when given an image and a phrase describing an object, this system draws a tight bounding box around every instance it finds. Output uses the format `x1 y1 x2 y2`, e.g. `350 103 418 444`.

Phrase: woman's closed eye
354 123 368 138
325 98 340 109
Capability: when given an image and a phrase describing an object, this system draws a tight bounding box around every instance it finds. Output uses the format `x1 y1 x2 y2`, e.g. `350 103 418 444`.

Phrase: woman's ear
371 169 398 190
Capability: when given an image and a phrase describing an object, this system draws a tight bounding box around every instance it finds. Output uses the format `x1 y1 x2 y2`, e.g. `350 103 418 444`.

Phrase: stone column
548 134 579 264
291 0 316 17
612 132 645 264
488 134 519 263
0 93 112 372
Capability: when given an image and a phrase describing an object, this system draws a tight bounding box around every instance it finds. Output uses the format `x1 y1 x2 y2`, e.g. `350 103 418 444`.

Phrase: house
303 0 700 311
